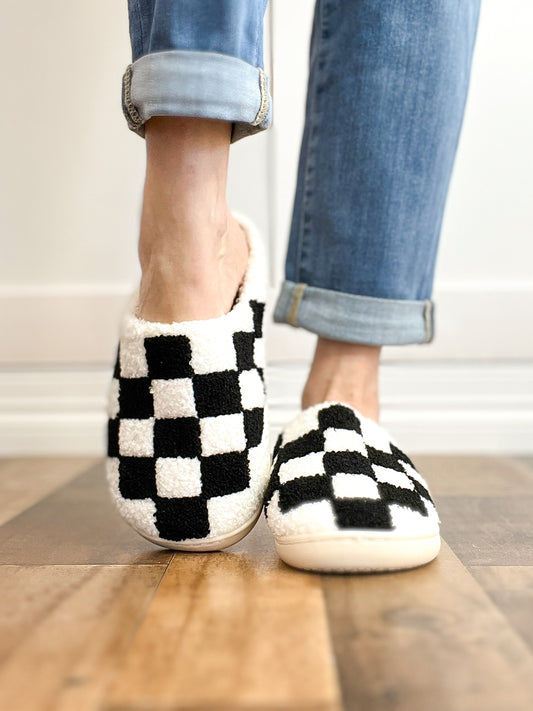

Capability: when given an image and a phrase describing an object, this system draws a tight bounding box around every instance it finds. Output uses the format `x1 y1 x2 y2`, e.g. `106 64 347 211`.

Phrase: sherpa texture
264 402 440 540
106 212 270 546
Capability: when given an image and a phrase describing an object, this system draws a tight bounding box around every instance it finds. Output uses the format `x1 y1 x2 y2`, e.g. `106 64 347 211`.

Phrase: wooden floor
1 455 533 711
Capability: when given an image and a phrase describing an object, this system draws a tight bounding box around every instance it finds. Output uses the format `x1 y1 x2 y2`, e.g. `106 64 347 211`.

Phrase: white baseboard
1 362 532 456
1 282 533 364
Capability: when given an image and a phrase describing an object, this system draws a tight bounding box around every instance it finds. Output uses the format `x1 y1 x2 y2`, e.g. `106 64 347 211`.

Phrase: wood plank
0 564 165 711
0 462 172 566
0 457 96 525
437 496 533 565
324 543 533 711
106 525 342 711
470 566 533 652
412 455 533 497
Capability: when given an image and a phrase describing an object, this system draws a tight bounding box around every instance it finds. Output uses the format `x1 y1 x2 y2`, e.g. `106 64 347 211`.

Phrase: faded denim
122 0 271 142
122 0 481 346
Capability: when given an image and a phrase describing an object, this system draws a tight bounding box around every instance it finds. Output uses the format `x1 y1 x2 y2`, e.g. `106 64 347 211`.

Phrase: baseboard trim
1 362 532 455
1 283 533 363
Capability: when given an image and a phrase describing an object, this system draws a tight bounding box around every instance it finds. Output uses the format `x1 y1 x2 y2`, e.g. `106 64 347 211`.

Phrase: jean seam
122 64 144 131
423 300 433 342
286 283 307 326
251 68 269 126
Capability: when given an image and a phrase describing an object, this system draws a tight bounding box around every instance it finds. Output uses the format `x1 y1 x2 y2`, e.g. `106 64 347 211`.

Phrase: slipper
264 401 440 572
106 212 270 550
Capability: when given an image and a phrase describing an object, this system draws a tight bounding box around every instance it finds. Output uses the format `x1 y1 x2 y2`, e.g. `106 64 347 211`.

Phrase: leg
275 0 481 421
138 116 248 322
106 1 272 551
123 0 271 322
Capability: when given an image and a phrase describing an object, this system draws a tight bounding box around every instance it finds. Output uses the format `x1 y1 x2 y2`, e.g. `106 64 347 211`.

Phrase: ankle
302 338 381 422
137 210 249 323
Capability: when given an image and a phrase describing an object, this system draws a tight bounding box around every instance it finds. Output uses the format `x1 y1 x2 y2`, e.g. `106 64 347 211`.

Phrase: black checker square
250 299 265 337
118 377 153 419
277 429 325 466
408 475 432 502
113 346 120 379
144 335 193 379
153 417 201 459
390 442 416 470
193 370 241 418
378 482 429 516
366 446 406 473
201 451 250 498
278 475 332 513
155 495 210 541
323 450 375 479
318 404 362 433
244 407 264 448
107 418 119 457
118 457 157 499
233 331 256 371
333 498 393 530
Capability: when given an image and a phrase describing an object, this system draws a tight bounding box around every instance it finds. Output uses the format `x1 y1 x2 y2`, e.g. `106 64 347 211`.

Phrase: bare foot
137 208 249 322
135 116 248 323
302 338 381 422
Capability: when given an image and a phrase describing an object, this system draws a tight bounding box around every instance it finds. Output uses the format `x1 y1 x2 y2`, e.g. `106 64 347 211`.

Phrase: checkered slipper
264 402 440 572
106 212 270 551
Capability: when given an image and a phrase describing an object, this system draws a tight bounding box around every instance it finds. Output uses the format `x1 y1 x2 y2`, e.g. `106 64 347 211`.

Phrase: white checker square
188 325 237 374
207 488 257 537
324 427 366 455
239 369 264 410
151 378 197 419
119 418 154 457
372 465 414 490
389 502 437 533
267 492 338 538
253 337 266 368
200 413 246 456
237 301 255 333
108 378 119 419
282 407 320 445
119 333 148 378
401 460 428 487
156 457 202 498
278 451 325 484
359 418 392 453
332 473 380 499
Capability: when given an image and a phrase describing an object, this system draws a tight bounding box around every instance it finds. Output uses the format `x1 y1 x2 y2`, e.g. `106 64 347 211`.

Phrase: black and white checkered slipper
264 402 440 572
106 212 270 551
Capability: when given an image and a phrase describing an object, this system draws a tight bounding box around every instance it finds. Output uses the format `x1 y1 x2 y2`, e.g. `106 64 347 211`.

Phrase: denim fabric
123 0 481 346
122 0 271 142
274 0 481 344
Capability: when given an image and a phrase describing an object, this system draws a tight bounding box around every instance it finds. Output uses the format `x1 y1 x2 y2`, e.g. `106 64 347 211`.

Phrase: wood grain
0 457 96 526
0 462 171 566
437 496 533 565
324 543 533 711
470 566 533 652
0 565 164 711
412 455 533 497
106 548 342 711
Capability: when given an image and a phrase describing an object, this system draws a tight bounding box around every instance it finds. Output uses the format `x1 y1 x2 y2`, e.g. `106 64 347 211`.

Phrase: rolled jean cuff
121 49 272 143
273 280 434 346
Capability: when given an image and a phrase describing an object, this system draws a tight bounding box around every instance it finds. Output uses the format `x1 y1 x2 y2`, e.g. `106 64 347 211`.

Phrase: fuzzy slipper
264 402 440 572
106 212 270 551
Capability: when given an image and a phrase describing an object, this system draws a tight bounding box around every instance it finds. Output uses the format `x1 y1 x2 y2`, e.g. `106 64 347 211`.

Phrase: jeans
122 0 481 346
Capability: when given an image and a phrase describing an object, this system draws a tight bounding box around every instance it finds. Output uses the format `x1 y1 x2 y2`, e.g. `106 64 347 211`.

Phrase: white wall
0 0 532 454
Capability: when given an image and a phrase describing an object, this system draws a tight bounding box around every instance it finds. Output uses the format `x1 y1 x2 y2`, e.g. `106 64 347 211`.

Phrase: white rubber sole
132 509 262 552
275 528 441 573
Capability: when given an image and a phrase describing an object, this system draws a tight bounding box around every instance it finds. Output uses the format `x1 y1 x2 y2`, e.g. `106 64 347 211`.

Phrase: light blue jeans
122 0 481 346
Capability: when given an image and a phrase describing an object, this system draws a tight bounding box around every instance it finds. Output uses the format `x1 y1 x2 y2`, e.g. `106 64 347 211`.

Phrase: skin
137 115 380 422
